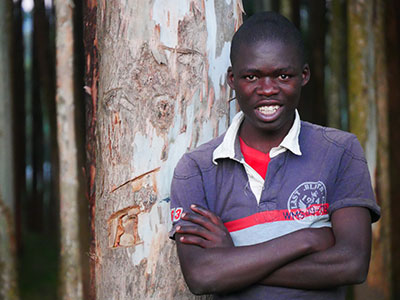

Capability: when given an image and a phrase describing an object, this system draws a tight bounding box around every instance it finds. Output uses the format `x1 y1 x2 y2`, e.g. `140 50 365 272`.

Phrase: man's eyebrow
238 68 260 74
274 66 297 72
238 66 298 74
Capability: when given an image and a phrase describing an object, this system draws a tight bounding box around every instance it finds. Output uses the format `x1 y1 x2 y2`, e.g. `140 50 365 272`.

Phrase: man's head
230 11 306 68
227 12 310 140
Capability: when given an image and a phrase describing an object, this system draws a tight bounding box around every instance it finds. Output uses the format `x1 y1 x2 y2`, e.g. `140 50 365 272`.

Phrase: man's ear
301 64 310 86
227 66 235 90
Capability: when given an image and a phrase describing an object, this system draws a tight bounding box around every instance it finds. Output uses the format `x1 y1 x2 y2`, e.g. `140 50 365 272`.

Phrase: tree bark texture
94 1 242 299
0 0 19 299
55 1 83 299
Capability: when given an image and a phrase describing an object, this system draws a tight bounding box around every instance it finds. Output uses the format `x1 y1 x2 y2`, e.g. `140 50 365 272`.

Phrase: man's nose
257 77 279 96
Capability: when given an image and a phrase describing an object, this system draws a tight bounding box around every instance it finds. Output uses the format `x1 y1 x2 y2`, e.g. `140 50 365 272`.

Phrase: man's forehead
235 39 300 56
232 40 304 70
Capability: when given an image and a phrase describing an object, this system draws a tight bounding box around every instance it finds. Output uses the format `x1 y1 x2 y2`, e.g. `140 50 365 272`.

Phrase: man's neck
238 118 294 154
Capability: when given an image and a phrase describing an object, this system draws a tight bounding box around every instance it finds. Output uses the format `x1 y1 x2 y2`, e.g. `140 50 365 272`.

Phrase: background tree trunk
385 1 400 299
347 1 392 299
279 0 299 27
83 0 98 299
0 0 19 299
326 0 347 130
55 1 83 299
299 0 327 125
93 1 242 299
11 0 25 254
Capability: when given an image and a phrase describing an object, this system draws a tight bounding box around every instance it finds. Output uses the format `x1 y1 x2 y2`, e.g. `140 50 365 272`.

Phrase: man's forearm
260 243 367 289
176 227 331 295
259 207 372 289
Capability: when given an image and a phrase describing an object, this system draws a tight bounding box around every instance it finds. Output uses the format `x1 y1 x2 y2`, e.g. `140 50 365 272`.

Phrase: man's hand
176 204 234 248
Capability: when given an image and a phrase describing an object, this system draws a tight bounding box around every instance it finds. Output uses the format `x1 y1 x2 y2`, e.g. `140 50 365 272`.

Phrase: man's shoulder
173 134 225 178
300 121 359 150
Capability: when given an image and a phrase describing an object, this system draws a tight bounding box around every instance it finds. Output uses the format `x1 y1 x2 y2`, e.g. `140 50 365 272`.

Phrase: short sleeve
169 153 209 239
328 136 380 222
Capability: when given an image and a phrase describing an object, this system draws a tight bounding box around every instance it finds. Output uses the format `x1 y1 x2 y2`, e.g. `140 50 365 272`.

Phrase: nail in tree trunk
93 1 242 299
0 0 19 299
55 1 83 299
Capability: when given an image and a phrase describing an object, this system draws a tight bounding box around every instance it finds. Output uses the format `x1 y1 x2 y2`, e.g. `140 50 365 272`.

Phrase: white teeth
257 105 279 115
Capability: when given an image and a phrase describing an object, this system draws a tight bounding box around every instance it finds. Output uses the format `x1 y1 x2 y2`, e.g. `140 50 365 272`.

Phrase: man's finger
178 234 208 248
176 225 214 240
190 204 223 226
181 211 218 232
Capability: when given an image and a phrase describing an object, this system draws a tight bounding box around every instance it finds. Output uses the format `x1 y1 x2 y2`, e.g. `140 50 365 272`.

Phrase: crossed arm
175 205 372 295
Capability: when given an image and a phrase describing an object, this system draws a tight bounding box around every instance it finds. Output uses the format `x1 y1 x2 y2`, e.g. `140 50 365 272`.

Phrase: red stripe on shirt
224 203 329 232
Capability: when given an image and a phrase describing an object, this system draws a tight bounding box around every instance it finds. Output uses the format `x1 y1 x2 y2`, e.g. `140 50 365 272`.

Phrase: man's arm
175 205 334 295
260 206 372 289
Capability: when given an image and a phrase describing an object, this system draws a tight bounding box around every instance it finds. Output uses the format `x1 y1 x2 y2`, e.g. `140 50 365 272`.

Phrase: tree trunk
11 0 25 254
0 0 19 299
31 4 45 231
361 1 392 299
385 0 400 299
279 0 299 26
348 1 391 299
83 0 98 299
326 0 347 130
55 1 83 299
299 0 326 125
93 1 242 298
33 0 59 233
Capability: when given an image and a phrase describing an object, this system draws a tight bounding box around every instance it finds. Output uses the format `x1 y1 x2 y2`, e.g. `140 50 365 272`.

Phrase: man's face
227 40 310 138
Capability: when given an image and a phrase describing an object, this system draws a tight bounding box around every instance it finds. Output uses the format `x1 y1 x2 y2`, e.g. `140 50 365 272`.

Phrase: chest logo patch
287 181 328 223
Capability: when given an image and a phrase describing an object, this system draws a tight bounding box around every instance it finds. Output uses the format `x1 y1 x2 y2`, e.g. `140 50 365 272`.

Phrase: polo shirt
169 112 380 300
214 110 302 204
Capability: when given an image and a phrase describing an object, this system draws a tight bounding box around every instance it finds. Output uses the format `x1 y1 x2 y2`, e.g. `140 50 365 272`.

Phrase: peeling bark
94 1 241 298
55 1 83 299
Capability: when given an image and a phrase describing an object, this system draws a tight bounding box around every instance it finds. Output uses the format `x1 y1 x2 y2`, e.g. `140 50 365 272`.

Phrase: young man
169 12 380 299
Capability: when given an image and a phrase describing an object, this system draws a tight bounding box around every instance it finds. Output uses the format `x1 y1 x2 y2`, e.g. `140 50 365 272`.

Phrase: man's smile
256 105 280 116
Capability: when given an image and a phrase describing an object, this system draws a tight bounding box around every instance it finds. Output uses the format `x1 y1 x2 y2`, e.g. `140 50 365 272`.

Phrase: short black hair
230 11 306 67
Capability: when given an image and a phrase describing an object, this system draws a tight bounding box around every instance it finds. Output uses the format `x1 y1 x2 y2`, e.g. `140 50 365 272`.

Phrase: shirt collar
212 110 302 164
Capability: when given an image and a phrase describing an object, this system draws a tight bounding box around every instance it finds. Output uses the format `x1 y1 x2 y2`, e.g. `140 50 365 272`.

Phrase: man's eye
279 74 290 80
245 75 257 81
